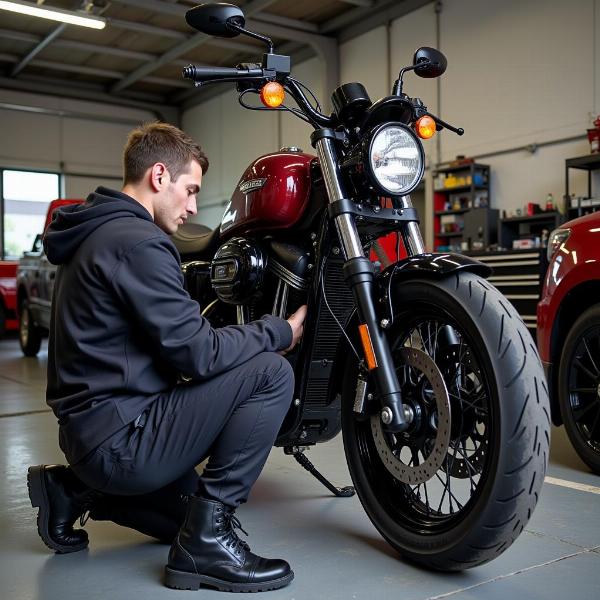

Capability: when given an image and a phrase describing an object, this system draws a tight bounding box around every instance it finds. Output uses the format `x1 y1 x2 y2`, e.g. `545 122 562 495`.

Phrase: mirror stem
393 60 434 96
226 22 274 53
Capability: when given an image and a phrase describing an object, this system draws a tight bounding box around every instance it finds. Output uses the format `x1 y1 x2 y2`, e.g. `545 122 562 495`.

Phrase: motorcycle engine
210 237 266 305
210 236 311 325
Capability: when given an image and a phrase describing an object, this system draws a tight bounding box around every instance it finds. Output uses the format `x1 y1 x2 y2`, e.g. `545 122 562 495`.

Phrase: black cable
287 76 321 112
319 258 360 360
238 89 312 124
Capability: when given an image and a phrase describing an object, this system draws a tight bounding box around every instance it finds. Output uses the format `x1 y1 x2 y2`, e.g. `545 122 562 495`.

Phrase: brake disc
371 347 451 485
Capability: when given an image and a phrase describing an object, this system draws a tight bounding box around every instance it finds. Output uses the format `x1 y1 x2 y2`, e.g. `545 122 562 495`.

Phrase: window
1 169 60 259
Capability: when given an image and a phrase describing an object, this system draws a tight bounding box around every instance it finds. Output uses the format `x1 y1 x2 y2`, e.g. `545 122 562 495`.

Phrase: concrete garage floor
1 337 599 600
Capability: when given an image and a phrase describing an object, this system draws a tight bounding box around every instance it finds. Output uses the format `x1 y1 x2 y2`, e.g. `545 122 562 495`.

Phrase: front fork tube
313 131 410 433
343 257 409 432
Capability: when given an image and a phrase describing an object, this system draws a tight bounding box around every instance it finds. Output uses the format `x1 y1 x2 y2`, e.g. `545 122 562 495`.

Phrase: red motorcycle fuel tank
220 149 317 238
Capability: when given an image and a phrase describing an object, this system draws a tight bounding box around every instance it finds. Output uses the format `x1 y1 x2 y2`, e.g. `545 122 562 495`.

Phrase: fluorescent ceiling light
0 0 106 29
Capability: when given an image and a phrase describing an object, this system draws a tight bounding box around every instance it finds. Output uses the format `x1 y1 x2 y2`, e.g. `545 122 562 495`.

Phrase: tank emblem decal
239 178 267 194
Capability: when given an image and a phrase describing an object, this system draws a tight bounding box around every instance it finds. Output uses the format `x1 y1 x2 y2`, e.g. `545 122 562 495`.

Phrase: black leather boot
27 464 98 553
165 496 294 592
90 502 182 544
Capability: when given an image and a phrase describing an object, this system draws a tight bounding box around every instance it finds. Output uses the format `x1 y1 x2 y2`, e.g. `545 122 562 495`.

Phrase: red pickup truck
16 199 83 355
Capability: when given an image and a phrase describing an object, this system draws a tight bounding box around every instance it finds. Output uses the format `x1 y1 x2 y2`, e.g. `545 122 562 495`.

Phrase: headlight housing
365 123 424 196
547 228 570 262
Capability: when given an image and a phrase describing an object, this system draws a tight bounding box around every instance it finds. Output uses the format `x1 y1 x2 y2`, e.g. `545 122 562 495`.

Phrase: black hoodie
45 187 293 463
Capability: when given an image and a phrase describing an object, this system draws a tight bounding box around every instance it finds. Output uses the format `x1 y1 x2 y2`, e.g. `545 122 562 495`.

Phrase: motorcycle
176 3 550 571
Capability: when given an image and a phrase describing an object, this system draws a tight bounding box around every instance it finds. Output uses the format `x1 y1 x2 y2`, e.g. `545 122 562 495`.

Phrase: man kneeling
28 122 305 592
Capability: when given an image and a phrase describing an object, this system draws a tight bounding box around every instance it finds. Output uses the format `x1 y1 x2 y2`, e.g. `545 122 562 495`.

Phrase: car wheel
19 300 42 357
558 304 600 474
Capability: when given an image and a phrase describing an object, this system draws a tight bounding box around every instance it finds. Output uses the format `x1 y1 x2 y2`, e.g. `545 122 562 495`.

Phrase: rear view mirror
413 47 447 78
185 3 245 38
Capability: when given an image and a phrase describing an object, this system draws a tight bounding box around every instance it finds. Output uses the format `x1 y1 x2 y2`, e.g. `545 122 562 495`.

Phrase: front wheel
557 304 600 474
342 273 550 570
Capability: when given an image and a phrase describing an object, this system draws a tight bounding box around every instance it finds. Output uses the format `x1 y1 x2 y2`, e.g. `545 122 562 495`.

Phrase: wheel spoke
573 358 598 382
448 391 489 415
436 470 448 513
582 337 600 376
569 387 597 394
587 406 600 438
423 480 431 515
435 470 464 511
572 399 599 421
444 340 469 388
457 439 479 494
417 326 427 353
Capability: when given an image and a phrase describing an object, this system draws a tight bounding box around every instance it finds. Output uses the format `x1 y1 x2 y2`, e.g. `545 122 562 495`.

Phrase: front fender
378 253 491 322
380 252 491 284
328 252 491 403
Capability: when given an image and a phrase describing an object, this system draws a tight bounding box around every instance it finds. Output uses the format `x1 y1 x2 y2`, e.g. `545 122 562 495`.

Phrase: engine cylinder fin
268 258 310 291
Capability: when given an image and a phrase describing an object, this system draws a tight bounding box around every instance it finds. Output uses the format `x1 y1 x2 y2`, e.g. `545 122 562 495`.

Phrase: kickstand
285 446 355 498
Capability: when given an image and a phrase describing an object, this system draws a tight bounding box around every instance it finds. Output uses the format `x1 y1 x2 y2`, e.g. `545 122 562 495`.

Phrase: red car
537 211 600 473
0 260 18 337
16 199 83 356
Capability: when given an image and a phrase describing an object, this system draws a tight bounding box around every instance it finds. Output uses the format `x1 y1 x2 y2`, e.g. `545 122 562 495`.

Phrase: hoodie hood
44 187 153 265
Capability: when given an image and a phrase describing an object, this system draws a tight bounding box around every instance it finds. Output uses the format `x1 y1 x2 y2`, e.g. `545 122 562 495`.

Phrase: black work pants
71 352 294 538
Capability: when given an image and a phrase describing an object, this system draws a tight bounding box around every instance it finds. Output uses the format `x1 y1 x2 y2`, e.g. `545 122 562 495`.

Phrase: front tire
557 304 600 474
342 273 550 570
19 300 42 357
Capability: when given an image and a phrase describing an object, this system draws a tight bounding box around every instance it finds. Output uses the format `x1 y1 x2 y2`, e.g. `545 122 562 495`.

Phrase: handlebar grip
182 65 264 83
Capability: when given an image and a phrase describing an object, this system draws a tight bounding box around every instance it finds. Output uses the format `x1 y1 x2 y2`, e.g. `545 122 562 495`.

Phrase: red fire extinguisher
588 116 600 154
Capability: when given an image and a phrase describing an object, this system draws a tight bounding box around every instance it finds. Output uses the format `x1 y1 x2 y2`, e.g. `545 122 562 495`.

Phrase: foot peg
285 446 355 498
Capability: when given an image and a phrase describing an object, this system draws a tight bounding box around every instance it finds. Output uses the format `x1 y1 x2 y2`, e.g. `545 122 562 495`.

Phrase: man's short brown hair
123 121 209 185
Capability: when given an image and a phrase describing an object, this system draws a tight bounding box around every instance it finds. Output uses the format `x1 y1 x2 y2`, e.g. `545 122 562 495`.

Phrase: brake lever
426 112 464 136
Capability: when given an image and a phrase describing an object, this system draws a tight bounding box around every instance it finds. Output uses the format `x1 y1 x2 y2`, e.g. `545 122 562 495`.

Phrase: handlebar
285 79 335 128
428 112 464 136
182 64 266 84
183 63 335 129
183 64 461 135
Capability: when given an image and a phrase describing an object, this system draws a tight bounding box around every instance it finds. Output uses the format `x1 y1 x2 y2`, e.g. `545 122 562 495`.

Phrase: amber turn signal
260 81 285 108
415 115 436 139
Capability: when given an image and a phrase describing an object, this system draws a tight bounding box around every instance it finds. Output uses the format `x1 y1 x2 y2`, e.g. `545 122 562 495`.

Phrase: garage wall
0 88 171 198
439 0 599 220
182 0 599 249
0 2 595 242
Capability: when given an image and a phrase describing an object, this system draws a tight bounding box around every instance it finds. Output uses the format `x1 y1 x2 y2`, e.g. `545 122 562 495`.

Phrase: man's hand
283 305 307 354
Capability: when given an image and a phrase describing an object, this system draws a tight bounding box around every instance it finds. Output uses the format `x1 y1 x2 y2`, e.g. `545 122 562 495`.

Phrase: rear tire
19 300 42 357
557 304 600 474
342 272 550 570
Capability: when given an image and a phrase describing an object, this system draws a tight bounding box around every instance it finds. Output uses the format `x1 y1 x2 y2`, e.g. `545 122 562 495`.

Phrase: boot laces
219 509 250 555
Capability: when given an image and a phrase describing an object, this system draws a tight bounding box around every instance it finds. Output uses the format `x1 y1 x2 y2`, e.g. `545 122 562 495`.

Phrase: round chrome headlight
367 123 424 195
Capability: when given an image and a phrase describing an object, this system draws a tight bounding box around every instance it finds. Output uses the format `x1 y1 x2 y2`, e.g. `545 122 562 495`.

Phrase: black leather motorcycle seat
171 222 221 260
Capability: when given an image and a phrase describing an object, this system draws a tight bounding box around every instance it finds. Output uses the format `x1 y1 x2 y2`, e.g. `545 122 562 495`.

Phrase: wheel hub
371 347 451 485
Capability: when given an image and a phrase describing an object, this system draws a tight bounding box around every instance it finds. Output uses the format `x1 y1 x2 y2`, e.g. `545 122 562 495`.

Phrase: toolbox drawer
465 249 547 334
